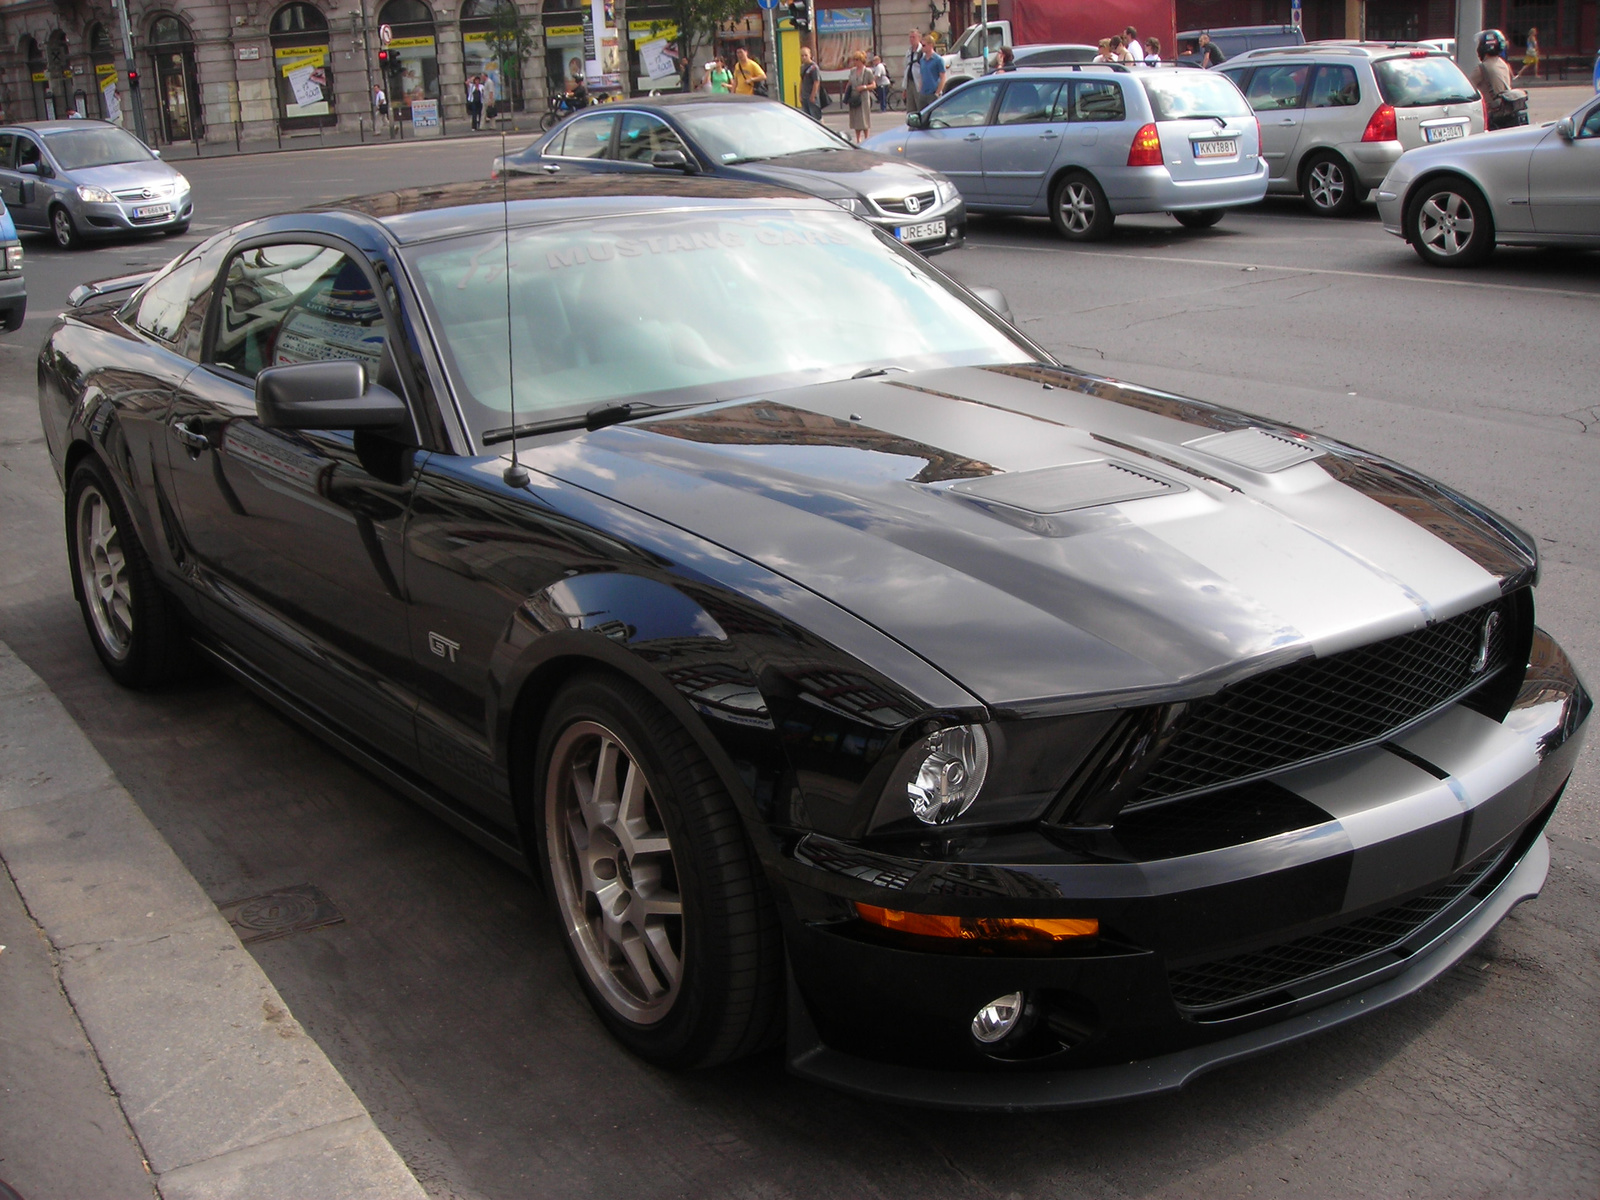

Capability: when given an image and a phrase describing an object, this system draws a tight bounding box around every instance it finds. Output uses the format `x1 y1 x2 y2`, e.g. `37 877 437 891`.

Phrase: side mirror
256 360 410 432
16 162 38 176
969 285 1014 324
905 111 925 130
150 148 162 159
1556 116 1576 140
651 148 696 172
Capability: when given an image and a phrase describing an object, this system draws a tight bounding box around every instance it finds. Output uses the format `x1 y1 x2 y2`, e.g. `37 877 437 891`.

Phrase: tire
539 109 559 131
1405 175 1494 268
1173 208 1225 229
0 302 23 332
50 205 80 250
1049 171 1114 242
534 672 782 1069
66 458 190 687
163 221 191 236
1300 152 1362 217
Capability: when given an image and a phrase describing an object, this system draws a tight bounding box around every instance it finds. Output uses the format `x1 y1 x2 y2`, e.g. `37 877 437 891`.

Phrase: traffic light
788 1 810 31
127 67 140 86
377 48 390 66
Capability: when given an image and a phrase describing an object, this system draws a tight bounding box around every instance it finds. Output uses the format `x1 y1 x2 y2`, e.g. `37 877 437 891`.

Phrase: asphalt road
1 133 1597 1199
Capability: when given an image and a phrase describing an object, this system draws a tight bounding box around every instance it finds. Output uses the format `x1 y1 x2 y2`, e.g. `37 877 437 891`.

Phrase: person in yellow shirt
731 47 767 96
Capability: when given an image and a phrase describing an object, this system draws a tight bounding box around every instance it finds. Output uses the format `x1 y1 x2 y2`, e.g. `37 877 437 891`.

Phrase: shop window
270 3 336 129
379 0 439 117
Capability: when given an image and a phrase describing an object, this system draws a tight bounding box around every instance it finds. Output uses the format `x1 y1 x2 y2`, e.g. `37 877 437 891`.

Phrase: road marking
966 240 1600 301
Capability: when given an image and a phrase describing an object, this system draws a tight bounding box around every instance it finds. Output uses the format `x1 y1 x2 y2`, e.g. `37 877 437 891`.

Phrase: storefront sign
237 45 261 60
388 35 435 49
31 71 48 83
545 25 584 38
817 8 872 31
411 98 439 128
95 62 118 80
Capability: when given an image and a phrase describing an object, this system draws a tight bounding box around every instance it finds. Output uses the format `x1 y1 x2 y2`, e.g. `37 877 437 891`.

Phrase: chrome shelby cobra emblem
1472 610 1501 674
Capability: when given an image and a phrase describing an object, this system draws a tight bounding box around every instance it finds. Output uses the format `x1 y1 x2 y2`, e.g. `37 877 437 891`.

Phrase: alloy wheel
1059 182 1096 234
546 719 684 1025
1417 190 1476 257
52 208 76 249
75 483 133 659
1307 160 1346 211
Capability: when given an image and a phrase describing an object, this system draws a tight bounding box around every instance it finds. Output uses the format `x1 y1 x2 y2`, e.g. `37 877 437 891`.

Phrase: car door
164 236 426 767
981 79 1067 205
1529 100 1600 237
10 133 53 229
535 110 623 175
904 79 1002 200
0 134 21 221
1298 62 1362 158
1242 62 1311 180
612 111 696 172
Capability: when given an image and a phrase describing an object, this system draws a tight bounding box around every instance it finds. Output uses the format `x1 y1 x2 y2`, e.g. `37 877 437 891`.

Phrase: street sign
1291 0 1302 29
379 22 393 46
756 0 779 11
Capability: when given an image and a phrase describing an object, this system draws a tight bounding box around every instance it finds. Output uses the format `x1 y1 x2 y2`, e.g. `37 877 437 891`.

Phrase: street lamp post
111 0 149 142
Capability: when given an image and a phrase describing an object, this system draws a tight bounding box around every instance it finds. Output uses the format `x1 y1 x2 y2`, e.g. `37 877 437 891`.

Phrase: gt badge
428 631 461 663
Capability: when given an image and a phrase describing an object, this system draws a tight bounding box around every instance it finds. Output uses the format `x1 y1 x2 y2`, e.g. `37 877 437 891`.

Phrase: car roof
0 119 123 134
1178 24 1300 37
1231 42 1448 60
584 93 770 112
320 174 831 245
1013 43 1098 54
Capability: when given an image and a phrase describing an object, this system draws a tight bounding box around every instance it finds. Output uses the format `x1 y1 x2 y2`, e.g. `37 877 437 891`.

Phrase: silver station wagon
864 66 1267 241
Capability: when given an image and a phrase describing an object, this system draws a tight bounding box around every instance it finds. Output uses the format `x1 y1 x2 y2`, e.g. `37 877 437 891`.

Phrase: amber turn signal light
855 903 1098 943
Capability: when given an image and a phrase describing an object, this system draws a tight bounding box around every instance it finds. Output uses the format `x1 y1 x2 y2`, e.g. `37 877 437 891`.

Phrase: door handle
1278 119 1297 126
171 418 208 453
542 163 561 173
964 133 981 141
1040 130 1060 139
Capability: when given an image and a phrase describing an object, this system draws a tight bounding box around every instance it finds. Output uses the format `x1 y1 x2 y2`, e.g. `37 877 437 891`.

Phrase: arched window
149 15 194 44
20 35 48 121
377 0 439 116
146 14 204 140
270 2 336 129
87 24 119 120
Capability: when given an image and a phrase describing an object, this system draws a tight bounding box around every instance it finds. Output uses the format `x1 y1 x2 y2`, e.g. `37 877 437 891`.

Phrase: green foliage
647 0 750 89
483 1 539 102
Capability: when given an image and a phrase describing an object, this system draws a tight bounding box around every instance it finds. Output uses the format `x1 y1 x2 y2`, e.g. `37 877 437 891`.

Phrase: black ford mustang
39 175 1589 1109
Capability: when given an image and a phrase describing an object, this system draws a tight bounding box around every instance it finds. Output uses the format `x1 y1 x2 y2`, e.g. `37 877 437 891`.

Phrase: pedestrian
1143 37 1162 65
467 73 485 131
800 46 822 118
1197 32 1227 67
904 29 925 114
998 45 1015 72
872 54 890 110
846 49 874 142
1094 38 1114 62
708 56 732 93
918 33 947 104
732 46 767 95
1123 26 1144 60
1517 26 1540 78
373 82 388 123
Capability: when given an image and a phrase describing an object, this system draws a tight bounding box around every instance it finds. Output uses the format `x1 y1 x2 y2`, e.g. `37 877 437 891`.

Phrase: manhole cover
219 884 344 944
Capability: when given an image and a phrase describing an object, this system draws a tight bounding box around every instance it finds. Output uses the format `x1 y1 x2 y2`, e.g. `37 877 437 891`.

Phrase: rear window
1373 56 1478 106
1142 74 1252 121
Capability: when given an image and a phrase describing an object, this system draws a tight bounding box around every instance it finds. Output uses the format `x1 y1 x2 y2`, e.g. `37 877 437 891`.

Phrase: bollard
276 121 282 149
235 118 241 152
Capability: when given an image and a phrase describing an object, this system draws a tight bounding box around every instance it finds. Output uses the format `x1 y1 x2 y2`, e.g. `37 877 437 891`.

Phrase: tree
483 1 540 110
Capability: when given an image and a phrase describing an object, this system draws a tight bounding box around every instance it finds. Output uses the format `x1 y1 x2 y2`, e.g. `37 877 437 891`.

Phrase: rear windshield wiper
482 401 689 445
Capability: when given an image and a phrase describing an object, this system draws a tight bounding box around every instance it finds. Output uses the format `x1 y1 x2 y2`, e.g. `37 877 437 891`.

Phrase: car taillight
1128 123 1163 167
1409 49 1429 57
1254 115 1262 154
1362 103 1397 142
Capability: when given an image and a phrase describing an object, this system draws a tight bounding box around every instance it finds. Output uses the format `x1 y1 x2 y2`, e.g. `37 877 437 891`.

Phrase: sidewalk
0 641 426 1200
152 113 546 161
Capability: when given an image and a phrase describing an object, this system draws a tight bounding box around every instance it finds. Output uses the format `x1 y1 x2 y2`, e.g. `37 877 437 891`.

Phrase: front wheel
1049 172 1114 242
535 673 782 1069
540 109 560 131
50 206 80 250
1173 208 1225 229
1301 152 1362 217
1405 176 1494 267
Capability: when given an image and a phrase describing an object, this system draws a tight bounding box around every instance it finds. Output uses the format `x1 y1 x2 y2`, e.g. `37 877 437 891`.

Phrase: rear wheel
1300 152 1362 217
1173 208 1225 229
539 109 560 131
1405 176 1494 267
1049 172 1113 242
536 673 782 1068
50 206 80 250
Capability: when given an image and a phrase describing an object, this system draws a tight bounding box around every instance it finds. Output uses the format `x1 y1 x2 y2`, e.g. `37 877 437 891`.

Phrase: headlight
172 172 189 192
76 185 116 204
905 724 990 825
935 180 959 207
4 244 21 273
830 196 870 216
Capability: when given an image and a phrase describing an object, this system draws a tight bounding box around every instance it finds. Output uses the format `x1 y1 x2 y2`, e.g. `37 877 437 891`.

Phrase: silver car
1215 45 1485 216
0 120 193 249
863 66 1267 241
1377 92 1600 266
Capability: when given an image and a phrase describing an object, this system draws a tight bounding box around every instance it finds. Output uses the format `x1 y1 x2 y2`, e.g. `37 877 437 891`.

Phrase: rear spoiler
67 271 152 308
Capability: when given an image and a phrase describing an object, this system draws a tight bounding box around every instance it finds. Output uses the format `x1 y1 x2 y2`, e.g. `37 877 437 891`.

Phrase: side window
616 112 691 162
926 81 1000 128
15 137 43 172
0 134 14 167
1579 104 1600 138
1219 67 1251 92
1308 64 1359 108
1070 81 1126 122
996 81 1064 125
129 260 202 346
551 112 618 159
1244 64 1311 111
210 244 386 378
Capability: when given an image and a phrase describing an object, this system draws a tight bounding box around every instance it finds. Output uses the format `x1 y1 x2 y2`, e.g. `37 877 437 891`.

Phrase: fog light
971 992 1025 1044
907 723 989 824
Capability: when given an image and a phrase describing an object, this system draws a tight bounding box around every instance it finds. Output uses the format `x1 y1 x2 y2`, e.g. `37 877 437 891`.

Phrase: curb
0 639 427 1200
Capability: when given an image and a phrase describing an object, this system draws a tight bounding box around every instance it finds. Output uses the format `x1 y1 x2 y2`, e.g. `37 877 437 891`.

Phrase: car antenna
500 128 530 489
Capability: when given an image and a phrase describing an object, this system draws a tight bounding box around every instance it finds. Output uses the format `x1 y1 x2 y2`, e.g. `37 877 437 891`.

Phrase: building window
270 3 336 129
379 0 439 118
149 15 204 141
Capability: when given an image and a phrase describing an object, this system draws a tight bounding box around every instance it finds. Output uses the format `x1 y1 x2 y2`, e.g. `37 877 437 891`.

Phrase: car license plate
133 203 173 220
1193 138 1239 159
1425 123 1466 143
896 219 946 242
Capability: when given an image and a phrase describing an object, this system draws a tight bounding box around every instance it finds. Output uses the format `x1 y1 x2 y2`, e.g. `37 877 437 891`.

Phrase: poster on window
389 35 439 104
277 46 331 117
102 78 121 122
629 20 680 90
816 7 872 71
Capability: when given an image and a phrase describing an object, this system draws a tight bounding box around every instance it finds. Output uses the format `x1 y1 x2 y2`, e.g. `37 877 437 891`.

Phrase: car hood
517 364 1533 715
67 160 182 192
737 148 943 200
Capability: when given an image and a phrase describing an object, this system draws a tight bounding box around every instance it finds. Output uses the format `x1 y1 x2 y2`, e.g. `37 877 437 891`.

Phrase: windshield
1142 74 1252 120
404 208 1033 441
43 126 154 170
673 104 847 163
1373 57 1478 106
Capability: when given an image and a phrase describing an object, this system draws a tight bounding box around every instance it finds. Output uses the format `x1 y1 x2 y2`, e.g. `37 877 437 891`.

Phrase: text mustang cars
38 176 1589 1109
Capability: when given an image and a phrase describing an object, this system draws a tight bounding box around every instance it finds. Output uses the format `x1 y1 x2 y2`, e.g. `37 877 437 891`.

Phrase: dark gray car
0 120 193 249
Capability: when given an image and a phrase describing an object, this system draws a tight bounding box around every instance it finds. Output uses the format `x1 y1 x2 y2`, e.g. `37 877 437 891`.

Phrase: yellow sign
95 62 118 79
629 20 678 42
464 30 489 43
545 24 583 37
388 35 435 49
275 44 328 73
31 71 47 83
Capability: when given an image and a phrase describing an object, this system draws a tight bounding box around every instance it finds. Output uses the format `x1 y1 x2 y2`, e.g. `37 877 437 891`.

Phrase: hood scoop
950 459 1177 515
1184 428 1322 473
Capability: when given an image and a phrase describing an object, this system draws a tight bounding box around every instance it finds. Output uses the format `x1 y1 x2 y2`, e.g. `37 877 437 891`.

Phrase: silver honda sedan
1376 92 1600 266
0 120 193 249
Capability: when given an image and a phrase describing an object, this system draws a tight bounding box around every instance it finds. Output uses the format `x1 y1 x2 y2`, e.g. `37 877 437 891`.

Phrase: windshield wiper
482 401 689 445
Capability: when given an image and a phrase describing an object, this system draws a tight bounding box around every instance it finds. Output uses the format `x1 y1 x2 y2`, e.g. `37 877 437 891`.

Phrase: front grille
114 185 172 202
1168 845 1505 1015
875 190 937 216
1132 600 1512 806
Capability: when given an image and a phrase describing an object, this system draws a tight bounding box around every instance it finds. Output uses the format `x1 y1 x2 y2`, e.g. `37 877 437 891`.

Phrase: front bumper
0 268 25 329
75 194 193 235
1376 181 1409 236
779 628 1588 1110
1348 140 1406 187
1109 158 1270 214
865 198 966 254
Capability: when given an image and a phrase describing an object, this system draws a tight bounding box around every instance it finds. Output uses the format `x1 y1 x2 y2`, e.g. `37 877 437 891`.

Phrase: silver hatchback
0 120 193 249
1215 45 1485 216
